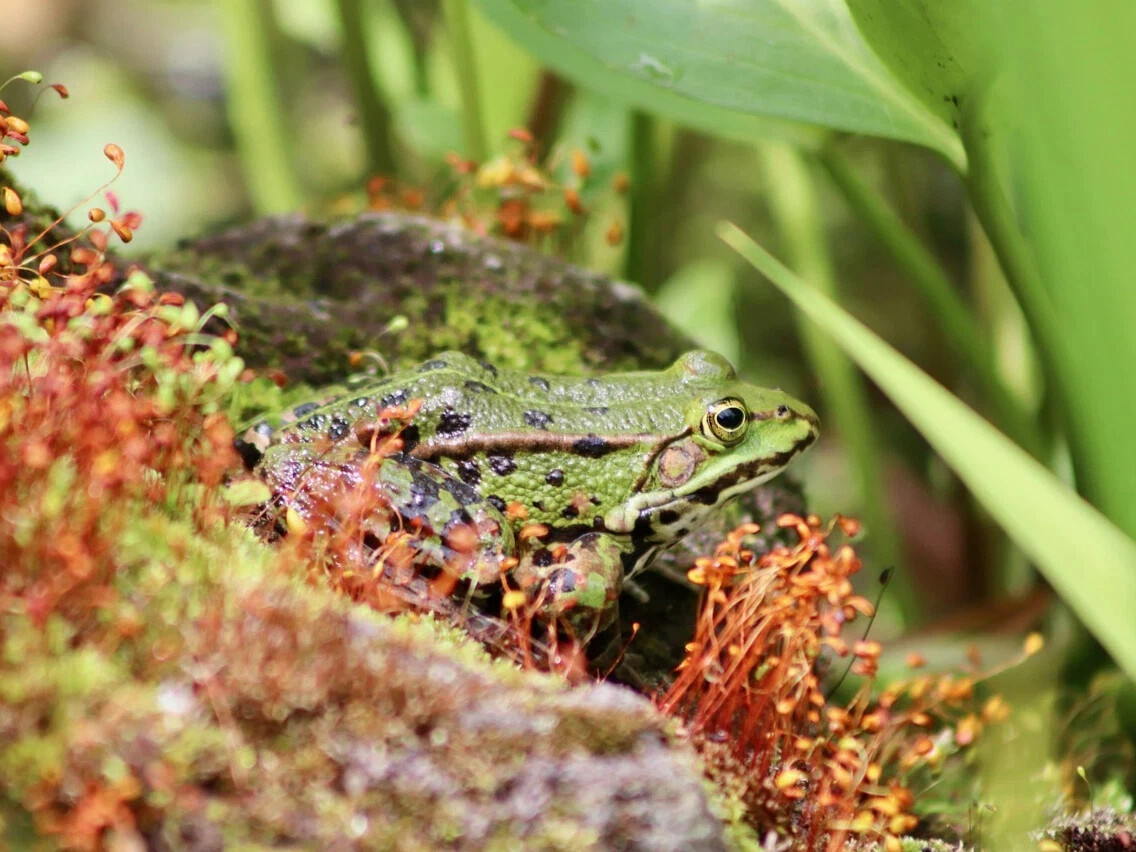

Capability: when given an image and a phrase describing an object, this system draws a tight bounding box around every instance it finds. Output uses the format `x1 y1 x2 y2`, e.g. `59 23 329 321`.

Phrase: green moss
380 282 593 375
2 499 719 849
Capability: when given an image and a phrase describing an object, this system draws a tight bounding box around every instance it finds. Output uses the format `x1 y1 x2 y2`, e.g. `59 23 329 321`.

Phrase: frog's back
273 350 738 443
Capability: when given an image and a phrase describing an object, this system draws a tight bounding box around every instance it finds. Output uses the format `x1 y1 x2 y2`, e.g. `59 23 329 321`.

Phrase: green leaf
963 1 1136 542
848 1 1136 543
476 0 818 149
720 221 1136 681
845 0 984 131
476 0 963 165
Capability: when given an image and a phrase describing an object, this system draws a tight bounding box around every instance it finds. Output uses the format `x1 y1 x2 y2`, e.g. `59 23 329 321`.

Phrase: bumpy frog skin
240 350 818 640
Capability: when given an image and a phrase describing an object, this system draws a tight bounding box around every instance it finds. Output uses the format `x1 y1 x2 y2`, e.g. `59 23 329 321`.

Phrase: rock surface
144 212 692 384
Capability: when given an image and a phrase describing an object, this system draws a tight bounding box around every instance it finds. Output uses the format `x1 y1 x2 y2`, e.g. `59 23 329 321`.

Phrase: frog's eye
703 398 749 445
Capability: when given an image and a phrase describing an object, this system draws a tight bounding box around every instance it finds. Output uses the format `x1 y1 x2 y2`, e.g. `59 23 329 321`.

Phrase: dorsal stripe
408 431 657 461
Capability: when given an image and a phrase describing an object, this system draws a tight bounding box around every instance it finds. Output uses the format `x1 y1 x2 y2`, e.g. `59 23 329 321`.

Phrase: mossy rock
0 513 727 850
144 212 692 384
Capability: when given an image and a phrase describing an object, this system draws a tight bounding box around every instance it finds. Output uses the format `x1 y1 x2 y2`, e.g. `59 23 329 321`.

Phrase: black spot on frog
437 407 473 437
463 380 497 394
327 417 350 441
379 389 409 408
571 435 613 458
456 459 481 486
487 453 517 476
524 410 553 430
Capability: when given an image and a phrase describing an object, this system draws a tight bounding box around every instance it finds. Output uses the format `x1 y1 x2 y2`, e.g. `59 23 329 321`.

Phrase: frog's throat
409 431 654 461
602 444 810 535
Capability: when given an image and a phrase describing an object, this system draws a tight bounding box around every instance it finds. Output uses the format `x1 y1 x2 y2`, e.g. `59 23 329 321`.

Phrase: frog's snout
797 405 820 449
796 402 820 436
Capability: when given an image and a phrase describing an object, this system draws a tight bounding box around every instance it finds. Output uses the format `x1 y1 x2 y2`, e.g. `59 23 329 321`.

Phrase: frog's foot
515 532 625 643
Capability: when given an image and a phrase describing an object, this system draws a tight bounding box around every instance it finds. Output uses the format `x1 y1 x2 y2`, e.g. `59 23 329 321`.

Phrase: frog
237 349 819 645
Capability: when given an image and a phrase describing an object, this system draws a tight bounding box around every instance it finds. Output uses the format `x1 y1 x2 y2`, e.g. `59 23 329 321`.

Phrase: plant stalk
442 0 488 161
334 0 397 175
819 144 1043 459
215 0 303 213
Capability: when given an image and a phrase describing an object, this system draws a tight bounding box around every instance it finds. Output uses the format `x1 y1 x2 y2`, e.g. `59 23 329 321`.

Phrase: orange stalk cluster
0 86 248 637
253 411 591 680
365 128 628 250
659 514 1013 850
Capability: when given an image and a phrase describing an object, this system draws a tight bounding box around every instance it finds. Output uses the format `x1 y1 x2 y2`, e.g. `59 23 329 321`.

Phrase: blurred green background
5 0 1136 693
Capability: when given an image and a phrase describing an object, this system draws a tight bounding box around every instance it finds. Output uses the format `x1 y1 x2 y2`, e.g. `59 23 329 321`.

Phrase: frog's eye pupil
715 406 746 431
703 398 749 444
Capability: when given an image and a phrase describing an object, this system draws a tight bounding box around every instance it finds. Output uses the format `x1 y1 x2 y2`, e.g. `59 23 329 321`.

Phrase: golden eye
703 398 748 444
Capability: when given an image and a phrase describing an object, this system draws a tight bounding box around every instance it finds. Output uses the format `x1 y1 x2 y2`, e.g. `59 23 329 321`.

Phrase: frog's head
677 381 819 497
604 356 818 544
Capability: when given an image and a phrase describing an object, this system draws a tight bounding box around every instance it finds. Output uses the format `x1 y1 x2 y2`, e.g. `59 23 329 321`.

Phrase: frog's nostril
776 405 790 418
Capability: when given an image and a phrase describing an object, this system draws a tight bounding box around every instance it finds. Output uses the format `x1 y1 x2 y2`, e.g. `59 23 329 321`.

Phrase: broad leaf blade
476 0 963 165
847 0 1136 543
721 222 1136 680
845 0 986 130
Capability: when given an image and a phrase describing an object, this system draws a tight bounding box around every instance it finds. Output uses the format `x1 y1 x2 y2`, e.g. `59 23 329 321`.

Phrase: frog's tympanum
239 351 818 643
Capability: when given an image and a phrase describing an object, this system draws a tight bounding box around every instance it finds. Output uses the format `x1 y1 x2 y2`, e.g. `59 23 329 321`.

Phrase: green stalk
819 145 1043 459
759 142 917 622
391 0 439 97
625 111 657 287
334 0 397 175
960 118 1061 396
215 0 303 213
442 0 488 161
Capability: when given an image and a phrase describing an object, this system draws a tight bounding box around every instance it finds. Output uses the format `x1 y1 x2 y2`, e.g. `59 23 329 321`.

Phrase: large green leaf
846 0 1136 541
475 0 963 165
844 0 985 130
968 2 1136 543
720 222 1136 681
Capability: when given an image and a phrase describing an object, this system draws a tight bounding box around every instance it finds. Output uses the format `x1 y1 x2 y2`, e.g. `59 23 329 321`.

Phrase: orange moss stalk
0 263 244 632
365 128 620 252
659 514 1014 850
0 84 247 644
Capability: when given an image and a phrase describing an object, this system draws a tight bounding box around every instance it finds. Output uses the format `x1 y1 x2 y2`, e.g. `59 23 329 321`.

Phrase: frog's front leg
514 533 626 642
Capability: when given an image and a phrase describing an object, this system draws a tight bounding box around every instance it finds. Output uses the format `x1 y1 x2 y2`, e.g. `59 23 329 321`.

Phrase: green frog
238 350 818 641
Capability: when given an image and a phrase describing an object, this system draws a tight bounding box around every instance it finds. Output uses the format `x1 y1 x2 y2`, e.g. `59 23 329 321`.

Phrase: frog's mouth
605 430 817 540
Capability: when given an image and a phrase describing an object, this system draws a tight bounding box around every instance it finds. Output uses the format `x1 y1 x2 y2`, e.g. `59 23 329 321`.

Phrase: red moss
0 89 243 644
659 514 1018 850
